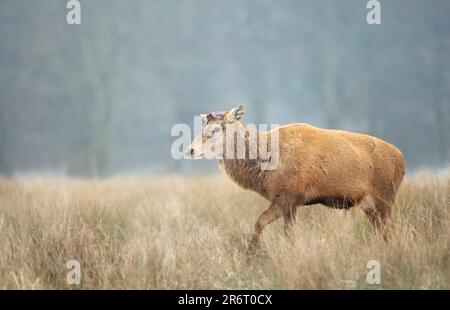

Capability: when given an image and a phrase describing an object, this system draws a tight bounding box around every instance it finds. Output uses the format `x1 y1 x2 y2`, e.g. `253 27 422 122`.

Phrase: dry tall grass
0 171 449 289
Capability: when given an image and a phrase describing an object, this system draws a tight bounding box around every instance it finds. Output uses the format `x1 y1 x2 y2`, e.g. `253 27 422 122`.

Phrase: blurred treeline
0 0 449 176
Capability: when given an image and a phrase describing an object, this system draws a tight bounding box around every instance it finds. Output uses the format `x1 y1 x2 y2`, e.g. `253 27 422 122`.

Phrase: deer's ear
228 104 245 122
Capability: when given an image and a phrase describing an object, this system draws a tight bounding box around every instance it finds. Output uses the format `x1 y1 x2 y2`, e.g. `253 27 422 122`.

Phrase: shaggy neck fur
219 123 271 196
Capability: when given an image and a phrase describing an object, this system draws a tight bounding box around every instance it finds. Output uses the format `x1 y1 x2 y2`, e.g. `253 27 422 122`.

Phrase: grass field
0 171 449 289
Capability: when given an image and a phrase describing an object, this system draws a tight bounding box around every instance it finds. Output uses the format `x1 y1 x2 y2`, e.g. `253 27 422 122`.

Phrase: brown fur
189 107 406 253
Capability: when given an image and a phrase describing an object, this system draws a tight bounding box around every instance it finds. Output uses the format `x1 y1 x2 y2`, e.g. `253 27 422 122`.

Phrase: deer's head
187 105 245 159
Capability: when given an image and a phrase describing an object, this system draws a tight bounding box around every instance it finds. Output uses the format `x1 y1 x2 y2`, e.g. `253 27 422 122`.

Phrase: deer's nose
185 147 194 158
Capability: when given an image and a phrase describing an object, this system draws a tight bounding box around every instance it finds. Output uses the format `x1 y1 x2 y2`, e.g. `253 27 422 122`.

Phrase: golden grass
0 171 449 289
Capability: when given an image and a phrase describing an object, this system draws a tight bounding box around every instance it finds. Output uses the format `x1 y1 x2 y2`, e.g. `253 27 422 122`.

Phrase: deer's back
267 124 405 203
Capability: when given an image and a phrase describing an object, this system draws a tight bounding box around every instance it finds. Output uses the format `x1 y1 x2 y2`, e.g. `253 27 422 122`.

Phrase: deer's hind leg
361 194 393 241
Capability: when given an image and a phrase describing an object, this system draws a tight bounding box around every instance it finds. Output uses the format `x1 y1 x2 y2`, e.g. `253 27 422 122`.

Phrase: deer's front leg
249 202 284 254
283 195 303 239
283 206 297 239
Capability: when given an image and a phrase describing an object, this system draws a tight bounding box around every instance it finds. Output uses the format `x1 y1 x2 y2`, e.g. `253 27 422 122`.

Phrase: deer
187 105 406 253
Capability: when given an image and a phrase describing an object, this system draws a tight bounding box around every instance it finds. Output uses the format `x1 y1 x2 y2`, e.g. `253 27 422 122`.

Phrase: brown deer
187 105 405 252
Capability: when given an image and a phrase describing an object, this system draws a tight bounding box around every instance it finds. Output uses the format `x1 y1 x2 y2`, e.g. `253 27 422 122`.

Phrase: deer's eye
205 126 220 139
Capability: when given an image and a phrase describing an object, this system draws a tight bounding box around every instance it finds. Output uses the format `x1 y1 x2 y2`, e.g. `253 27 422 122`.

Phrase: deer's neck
219 125 270 196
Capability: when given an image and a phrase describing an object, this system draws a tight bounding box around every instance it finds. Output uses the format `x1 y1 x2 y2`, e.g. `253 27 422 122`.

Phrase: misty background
0 0 449 177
